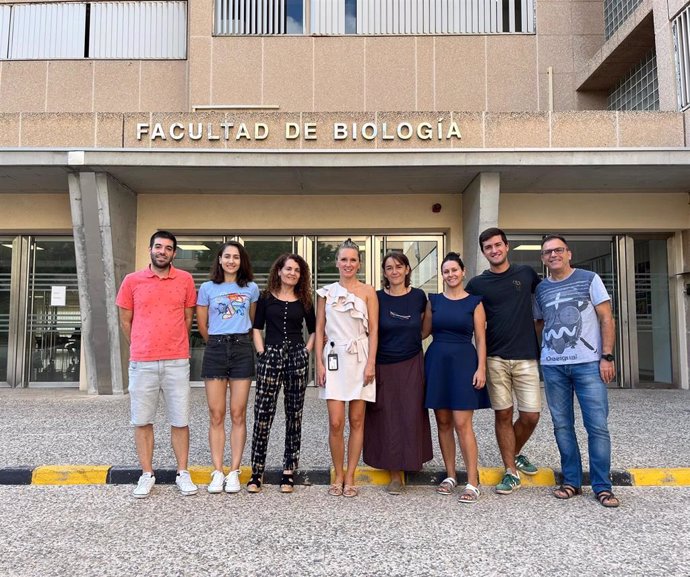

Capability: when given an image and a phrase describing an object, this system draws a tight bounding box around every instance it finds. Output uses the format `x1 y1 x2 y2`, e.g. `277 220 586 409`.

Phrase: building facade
0 0 689 393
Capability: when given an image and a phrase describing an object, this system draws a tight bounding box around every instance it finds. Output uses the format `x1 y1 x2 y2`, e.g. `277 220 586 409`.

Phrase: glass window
0 240 11 383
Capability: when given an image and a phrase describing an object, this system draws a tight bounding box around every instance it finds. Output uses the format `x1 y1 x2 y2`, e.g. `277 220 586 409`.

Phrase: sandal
280 472 295 494
327 483 343 497
343 484 359 498
246 474 262 494
553 484 582 500
458 483 480 504
436 477 457 495
596 490 620 508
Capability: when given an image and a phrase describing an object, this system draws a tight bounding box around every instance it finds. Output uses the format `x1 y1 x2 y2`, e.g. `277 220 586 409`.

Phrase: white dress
317 282 376 402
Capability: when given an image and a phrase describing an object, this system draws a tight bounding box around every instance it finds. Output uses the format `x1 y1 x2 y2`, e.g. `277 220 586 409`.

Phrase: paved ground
1 387 689 472
2 484 689 577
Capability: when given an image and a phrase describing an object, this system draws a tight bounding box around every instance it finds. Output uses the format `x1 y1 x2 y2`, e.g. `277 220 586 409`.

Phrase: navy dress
424 293 491 411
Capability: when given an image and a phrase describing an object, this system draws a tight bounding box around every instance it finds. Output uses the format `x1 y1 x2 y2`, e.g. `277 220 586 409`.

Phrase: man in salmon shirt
116 230 198 499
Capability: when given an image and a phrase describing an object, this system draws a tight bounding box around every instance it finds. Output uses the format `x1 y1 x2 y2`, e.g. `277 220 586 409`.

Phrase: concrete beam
462 172 500 278
68 172 137 395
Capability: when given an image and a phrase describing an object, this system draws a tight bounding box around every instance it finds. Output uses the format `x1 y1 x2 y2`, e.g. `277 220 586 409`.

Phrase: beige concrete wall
133 193 463 269
500 192 690 231
0 0 614 115
2 110 683 149
0 61 187 114
0 193 72 231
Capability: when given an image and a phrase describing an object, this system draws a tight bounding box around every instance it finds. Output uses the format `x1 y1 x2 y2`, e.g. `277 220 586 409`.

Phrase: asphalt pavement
2 484 689 577
1 386 689 481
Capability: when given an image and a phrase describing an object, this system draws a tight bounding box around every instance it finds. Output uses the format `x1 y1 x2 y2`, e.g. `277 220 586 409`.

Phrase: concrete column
462 172 500 277
68 172 137 395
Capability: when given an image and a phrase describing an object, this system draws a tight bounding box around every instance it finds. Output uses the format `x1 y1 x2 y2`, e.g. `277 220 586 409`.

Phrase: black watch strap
601 353 615 362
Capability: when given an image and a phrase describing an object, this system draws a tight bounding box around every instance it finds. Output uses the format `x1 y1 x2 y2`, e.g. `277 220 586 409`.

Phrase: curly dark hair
209 241 254 286
264 253 313 311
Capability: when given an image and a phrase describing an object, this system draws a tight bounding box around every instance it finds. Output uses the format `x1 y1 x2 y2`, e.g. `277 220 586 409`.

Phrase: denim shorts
202 333 255 380
128 358 190 427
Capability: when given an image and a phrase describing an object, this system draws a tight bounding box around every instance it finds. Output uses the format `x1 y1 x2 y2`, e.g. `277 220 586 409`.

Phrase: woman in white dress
315 239 378 497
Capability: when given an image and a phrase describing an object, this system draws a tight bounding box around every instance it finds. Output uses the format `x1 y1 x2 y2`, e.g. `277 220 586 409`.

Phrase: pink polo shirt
116 264 197 362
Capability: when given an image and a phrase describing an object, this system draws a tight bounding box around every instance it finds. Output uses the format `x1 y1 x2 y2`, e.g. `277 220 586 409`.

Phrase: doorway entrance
509 234 674 388
173 234 445 382
1 236 81 388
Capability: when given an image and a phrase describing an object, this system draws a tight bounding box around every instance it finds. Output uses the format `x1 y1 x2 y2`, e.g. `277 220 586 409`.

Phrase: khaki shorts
486 357 541 412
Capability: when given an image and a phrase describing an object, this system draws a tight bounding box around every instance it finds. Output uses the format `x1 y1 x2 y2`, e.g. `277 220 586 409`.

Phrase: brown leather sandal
596 490 620 508
553 484 582 499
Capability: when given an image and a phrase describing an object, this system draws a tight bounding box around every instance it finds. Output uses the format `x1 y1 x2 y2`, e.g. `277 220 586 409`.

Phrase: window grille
607 49 659 111
673 4 690 110
604 0 643 40
215 0 288 34
214 0 535 35
0 1 186 60
0 6 10 59
90 1 187 59
9 3 87 59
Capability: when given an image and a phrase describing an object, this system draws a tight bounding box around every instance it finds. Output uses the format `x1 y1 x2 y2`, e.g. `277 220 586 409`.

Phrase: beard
150 253 172 271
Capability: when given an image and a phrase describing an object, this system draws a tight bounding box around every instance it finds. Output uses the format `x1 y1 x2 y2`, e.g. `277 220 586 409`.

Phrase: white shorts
128 359 191 427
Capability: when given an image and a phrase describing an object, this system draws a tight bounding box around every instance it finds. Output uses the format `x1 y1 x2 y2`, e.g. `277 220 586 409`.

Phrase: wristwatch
601 353 615 362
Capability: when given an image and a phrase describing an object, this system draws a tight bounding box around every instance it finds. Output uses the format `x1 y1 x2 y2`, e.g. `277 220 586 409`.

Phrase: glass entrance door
174 234 445 383
0 240 11 384
633 239 672 384
25 238 81 386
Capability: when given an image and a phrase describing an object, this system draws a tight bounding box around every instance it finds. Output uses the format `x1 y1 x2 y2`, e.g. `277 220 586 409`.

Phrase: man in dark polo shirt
466 227 541 495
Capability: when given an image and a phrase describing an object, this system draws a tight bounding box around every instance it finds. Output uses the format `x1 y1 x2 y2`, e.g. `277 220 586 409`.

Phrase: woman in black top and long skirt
249 254 316 493
363 251 433 494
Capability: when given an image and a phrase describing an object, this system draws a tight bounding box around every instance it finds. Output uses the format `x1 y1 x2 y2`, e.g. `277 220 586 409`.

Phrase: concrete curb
1 465 688 486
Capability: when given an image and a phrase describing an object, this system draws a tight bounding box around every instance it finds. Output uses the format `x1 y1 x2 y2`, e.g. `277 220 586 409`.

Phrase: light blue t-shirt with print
197 281 260 335
534 268 610 366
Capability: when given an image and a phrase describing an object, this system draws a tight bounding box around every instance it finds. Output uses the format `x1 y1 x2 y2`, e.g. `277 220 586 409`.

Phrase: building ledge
577 2 655 92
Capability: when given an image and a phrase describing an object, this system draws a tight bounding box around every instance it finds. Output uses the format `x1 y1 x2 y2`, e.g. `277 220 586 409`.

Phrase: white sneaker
133 473 155 499
207 469 225 494
224 469 241 493
175 470 198 496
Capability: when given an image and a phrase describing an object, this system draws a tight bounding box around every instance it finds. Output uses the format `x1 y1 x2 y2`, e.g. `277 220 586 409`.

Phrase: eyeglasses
540 247 567 257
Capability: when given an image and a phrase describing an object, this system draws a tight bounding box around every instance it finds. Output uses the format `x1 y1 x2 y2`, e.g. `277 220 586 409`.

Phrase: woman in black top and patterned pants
250 254 316 493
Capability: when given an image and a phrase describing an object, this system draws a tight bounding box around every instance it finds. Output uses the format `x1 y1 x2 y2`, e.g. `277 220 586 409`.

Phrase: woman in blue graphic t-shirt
197 241 260 495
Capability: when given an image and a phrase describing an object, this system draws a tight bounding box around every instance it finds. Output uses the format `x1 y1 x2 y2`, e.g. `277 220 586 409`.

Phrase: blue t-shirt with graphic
534 269 610 366
197 281 260 335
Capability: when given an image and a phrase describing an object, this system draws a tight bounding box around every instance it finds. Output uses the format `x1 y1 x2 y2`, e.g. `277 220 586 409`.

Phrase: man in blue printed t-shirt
534 234 620 508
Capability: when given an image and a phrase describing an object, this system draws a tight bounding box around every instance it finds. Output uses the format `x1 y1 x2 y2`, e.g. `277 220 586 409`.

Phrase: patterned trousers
251 342 310 475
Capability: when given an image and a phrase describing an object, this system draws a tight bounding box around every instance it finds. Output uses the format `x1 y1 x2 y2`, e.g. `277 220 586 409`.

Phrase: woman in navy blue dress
423 252 490 503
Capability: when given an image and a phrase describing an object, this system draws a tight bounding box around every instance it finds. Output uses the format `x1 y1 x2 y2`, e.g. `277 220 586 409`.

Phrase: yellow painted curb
480 467 556 486
32 465 109 485
188 465 252 486
629 468 690 486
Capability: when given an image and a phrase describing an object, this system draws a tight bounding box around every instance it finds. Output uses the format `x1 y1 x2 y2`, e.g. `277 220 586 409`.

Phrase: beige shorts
486 357 541 412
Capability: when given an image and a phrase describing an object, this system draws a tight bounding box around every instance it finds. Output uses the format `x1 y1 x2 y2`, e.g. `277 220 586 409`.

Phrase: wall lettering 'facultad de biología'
136 120 463 143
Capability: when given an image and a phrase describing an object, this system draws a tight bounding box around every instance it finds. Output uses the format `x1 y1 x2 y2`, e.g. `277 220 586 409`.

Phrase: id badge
327 342 339 371
327 351 339 371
